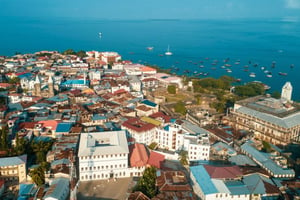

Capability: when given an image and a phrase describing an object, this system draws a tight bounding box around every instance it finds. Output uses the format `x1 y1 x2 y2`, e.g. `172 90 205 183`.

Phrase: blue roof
19 183 36 197
92 114 107 121
190 165 218 195
43 178 69 199
0 155 27 167
61 79 90 86
8 103 23 111
241 141 295 177
56 122 72 133
18 73 32 79
225 180 250 195
33 136 52 143
48 94 68 102
51 158 70 167
141 99 157 107
164 125 170 131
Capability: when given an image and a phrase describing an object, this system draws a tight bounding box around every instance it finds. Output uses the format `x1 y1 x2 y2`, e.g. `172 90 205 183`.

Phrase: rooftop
78 130 129 157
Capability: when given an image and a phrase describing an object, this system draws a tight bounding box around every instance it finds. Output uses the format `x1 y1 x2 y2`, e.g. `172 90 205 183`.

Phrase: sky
1 0 300 20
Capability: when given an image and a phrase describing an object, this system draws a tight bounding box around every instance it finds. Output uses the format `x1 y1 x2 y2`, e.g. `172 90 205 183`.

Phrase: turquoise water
1 18 300 99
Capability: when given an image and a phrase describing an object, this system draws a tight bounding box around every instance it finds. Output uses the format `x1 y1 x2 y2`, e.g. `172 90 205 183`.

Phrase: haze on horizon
1 0 300 21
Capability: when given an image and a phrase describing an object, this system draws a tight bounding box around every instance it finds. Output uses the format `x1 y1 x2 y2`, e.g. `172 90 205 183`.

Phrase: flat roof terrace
236 95 300 118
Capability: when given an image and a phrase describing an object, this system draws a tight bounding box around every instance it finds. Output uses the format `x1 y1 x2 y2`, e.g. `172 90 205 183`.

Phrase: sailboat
165 45 173 56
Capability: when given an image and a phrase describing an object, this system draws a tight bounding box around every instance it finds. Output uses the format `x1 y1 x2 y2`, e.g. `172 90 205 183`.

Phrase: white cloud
285 0 300 9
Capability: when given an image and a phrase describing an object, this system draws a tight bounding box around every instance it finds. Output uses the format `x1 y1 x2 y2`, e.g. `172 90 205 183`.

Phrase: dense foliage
134 166 157 198
167 85 176 94
62 49 87 58
174 101 187 115
234 82 265 97
192 76 234 92
179 150 188 165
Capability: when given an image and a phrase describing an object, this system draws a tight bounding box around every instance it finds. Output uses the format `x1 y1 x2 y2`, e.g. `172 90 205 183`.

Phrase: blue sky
1 0 300 20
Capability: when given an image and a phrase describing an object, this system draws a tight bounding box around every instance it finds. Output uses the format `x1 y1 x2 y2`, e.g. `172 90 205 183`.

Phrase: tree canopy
234 82 265 97
167 85 176 94
134 166 157 198
174 101 187 115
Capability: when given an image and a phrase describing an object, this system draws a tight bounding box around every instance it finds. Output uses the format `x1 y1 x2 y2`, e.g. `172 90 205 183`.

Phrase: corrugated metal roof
236 106 300 128
241 142 295 176
0 154 27 167
190 165 218 195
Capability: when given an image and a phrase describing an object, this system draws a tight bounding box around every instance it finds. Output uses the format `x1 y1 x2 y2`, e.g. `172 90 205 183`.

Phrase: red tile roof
122 118 156 133
149 112 171 123
18 122 38 130
204 165 243 179
147 151 165 169
156 171 192 192
0 83 12 88
129 143 149 167
38 120 59 131
140 66 156 72
128 191 150 200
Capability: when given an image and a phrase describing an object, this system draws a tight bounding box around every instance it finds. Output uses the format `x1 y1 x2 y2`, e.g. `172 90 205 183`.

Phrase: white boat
99 32 102 38
147 46 154 51
249 72 256 78
165 45 173 56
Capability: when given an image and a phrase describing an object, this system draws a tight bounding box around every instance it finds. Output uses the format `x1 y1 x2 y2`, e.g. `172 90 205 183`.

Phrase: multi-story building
156 120 210 161
228 94 300 145
122 118 157 145
78 130 129 181
0 155 27 184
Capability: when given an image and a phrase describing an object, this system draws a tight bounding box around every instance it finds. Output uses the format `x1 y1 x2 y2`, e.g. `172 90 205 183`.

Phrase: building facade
78 130 129 181
228 95 300 145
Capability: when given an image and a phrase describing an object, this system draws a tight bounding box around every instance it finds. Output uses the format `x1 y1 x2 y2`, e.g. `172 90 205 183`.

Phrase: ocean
1 18 300 100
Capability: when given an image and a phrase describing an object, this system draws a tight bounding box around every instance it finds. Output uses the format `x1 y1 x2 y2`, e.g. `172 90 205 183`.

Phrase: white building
99 52 121 63
78 130 129 181
183 134 210 161
121 118 157 145
89 69 102 81
128 75 142 92
156 122 210 161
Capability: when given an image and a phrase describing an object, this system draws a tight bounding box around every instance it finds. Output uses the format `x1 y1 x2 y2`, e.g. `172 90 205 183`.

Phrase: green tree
76 50 87 58
179 150 189 165
148 142 158 150
30 140 54 164
134 166 157 198
0 126 8 151
62 49 76 55
167 85 176 94
271 91 281 99
234 82 265 97
8 77 20 84
174 101 187 115
14 137 28 156
29 166 45 186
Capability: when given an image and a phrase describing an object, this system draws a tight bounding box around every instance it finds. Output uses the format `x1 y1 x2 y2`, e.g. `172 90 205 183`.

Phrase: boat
226 69 232 73
99 32 102 38
278 72 288 76
249 72 256 77
147 46 154 51
266 74 272 78
165 45 173 56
